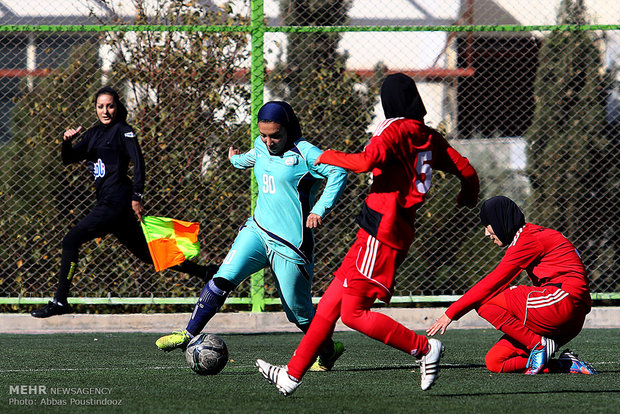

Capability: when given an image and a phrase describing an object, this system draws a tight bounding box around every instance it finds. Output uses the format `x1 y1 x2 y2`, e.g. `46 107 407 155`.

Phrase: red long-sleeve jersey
445 223 592 321
318 117 479 250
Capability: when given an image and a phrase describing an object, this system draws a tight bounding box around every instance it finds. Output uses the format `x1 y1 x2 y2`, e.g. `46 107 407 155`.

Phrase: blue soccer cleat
558 350 598 375
525 337 557 375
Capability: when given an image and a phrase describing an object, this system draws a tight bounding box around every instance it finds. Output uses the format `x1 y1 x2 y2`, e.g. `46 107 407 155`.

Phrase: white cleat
420 338 444 390
256 359 301 396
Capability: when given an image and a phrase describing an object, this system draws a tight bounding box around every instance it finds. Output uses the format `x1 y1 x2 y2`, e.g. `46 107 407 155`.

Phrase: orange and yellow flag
140 216 200 271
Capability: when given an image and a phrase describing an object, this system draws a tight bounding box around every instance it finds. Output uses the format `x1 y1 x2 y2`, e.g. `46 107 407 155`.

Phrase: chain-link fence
0 0 618 309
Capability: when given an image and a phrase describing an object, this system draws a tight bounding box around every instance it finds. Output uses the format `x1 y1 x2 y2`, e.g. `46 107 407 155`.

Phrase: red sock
287 279 343 380
341 293 428 357
485 337 529 373
486 334 560 374
287 313 337 380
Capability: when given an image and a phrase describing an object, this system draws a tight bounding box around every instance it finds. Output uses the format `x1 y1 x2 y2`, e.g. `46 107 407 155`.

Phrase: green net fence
0 0 618 308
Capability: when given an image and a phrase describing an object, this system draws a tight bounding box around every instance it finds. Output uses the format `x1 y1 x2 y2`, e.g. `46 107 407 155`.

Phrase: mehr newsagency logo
7 384 122 407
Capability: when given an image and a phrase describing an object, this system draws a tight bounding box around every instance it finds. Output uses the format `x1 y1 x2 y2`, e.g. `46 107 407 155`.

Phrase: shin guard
186 278 229 336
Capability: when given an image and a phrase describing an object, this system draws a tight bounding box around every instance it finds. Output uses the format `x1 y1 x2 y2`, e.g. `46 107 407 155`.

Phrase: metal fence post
250 0 266 313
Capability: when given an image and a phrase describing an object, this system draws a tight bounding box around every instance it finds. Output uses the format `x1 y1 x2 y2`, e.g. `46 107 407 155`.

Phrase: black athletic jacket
61 121 145 204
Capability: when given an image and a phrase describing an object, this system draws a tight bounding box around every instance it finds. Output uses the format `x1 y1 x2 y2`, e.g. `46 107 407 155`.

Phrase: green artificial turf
1 329 618 413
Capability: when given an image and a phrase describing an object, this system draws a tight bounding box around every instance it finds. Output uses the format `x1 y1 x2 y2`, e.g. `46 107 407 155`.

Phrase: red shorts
333 228 408 303
503 285 588 339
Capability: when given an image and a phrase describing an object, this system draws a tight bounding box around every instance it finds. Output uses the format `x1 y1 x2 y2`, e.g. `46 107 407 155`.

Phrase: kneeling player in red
427 196 597 376
255 73 480 395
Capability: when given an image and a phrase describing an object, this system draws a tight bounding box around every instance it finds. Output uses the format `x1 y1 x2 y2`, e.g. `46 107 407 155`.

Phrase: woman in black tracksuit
31 86 215 318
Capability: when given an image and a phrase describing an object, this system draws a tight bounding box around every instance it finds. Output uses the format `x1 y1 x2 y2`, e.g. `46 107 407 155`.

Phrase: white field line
0 365 185 373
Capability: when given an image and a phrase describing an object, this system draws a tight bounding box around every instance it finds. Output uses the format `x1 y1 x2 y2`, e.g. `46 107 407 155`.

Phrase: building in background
1 0 618 143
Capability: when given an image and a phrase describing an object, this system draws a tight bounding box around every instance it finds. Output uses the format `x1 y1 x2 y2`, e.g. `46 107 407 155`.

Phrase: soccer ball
185 333 229 375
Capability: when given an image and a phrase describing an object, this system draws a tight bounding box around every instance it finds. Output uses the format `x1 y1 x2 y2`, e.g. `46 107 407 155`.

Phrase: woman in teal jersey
157 102 347 371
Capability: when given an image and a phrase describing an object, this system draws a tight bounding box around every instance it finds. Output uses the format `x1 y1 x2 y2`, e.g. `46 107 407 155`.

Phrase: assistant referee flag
140 216 200 271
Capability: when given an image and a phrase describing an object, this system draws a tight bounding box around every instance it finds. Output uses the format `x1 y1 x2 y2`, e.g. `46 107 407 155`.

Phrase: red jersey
445 223 591 320
318 117 479 250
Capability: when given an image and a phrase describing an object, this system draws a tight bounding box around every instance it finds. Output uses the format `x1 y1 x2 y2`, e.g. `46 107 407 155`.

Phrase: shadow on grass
436 389 620 397
336 363 486 373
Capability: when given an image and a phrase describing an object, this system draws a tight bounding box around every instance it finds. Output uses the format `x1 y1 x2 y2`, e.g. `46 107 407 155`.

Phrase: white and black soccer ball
185 333 229 375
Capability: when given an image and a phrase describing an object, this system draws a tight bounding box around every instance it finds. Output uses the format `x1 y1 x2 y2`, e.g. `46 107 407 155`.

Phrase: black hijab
480 196 526 246
380 73 427 121
94 86 128 124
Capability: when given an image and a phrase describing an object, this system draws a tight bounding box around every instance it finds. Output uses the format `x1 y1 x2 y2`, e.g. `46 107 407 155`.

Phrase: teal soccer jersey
230 136 347 264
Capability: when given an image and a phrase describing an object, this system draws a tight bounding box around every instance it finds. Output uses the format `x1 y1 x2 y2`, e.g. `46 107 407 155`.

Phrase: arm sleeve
444 261 522 321
445 238 542 320
230 148 257 169
316 134 390 173
122 129 146 201
432 133 480 207
61 132 89 165
305 146 347 218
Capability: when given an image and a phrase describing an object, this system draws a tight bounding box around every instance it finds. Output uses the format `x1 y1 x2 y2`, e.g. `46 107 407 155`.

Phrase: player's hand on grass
63 126 83 141
306 213 322 228
427 313 452 336
132 200 146 222
228 146 240 159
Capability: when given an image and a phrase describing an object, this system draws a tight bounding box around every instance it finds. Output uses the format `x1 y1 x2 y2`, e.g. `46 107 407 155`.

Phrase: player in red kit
256 73 480 395
427 196 597 376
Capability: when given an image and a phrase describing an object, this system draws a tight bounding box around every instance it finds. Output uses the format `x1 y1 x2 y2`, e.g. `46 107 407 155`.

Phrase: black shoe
31 301 73 318
203 264 220 282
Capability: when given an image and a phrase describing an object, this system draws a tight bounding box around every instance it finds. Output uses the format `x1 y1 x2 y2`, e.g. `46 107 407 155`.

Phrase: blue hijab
257 101 302 143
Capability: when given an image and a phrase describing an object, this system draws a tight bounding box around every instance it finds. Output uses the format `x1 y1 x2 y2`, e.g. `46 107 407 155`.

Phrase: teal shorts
215 221 315 326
